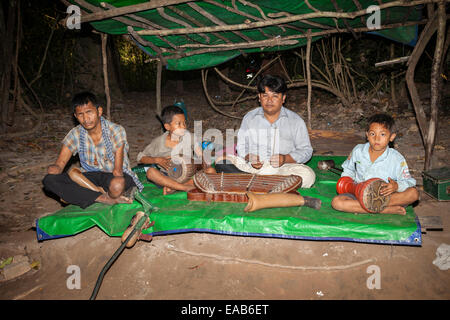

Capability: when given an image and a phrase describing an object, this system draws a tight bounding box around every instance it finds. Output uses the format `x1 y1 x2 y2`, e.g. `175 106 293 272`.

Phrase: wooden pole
101 33 111 120
156 59 162 116
425 1 447 170
306 30 312 130
390 43 398 109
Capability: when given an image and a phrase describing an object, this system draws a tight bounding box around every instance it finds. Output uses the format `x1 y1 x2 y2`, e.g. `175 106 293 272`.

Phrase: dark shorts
43 171 136 209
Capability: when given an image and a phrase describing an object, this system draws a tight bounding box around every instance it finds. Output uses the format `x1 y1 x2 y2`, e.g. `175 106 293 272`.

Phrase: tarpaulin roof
71 0 423 71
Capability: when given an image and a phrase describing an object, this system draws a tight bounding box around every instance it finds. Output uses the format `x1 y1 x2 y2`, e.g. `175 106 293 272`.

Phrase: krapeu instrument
188 172 302 203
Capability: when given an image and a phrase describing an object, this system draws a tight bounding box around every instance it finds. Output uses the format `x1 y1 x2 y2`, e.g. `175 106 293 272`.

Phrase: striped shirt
62 118 133 174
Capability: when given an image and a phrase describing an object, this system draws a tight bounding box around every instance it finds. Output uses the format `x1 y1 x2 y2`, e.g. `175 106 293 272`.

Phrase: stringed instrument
187 172 302 203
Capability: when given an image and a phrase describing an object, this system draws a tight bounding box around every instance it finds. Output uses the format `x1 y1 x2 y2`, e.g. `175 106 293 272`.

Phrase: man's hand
48 145 72 175
112 169 124 177
157 156 172 170
270 154 286 168
380 178 398 196
245 153 263 169
47 164 62 175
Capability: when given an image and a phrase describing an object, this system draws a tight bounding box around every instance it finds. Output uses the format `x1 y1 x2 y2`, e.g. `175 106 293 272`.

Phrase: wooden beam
137 0 447 36
79 0 196 24
187 2 253 42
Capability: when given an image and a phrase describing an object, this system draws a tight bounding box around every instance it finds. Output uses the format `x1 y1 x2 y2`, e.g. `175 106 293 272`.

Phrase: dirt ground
0 79 449 303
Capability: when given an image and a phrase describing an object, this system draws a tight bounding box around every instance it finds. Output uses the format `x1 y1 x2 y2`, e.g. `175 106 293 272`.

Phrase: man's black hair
367 113 396 132
257 74 287 94
161 105 185 125
71 92 98 113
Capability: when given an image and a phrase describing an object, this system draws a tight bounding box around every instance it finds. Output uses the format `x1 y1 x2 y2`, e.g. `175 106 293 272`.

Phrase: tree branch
137 0 444 36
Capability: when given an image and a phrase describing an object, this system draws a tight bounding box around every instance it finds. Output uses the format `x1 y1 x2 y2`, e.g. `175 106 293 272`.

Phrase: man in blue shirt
331 113 419 215
215 74 315 188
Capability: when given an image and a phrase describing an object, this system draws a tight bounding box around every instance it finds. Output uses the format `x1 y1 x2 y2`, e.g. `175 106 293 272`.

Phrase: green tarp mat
36 156 422 246
74 0 421 70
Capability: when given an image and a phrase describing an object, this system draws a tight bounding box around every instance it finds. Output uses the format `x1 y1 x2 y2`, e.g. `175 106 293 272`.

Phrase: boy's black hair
257 74 287 94
161 105 185 125
71 92 98 113
367 113 396 132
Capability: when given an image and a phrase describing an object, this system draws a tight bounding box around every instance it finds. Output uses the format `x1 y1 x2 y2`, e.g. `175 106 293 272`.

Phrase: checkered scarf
79 116 143 192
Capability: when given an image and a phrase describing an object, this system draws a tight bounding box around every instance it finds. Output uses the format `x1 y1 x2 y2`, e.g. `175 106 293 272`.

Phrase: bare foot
183 183 196 192
163 184 196 195
380 205 406 215
96 194 133 205
163 187 176 195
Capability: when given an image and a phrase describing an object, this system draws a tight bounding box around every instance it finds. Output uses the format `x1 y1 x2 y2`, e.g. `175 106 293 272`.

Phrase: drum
167 156 202 183
336 176 391 213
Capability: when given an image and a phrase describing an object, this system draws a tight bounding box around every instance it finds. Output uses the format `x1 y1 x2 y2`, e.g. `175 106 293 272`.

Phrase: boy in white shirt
331 113 419 215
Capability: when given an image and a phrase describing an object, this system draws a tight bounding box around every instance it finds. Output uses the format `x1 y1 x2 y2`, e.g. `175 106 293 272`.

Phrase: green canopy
72 0 421 70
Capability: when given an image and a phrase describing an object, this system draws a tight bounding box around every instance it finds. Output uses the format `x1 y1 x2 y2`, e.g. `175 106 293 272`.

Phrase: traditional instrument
336 176 390 213
245 192 321 212
167 156 202 183
188 172 303 203
317 159 343 175
68 167 105 193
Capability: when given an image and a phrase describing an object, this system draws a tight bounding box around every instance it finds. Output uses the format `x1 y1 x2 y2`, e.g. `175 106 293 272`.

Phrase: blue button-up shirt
341 142 416 192
236 106 313 163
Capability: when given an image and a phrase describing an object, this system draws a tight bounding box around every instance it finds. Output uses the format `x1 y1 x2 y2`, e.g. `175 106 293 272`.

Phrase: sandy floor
0 80 449 302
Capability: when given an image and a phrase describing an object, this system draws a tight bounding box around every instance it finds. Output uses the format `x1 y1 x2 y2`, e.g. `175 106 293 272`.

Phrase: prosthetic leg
244 192 321 212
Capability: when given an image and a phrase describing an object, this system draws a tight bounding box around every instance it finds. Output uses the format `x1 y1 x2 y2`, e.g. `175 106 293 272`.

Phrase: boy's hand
157 156 172 170
245 153 263 169
380 178 398 196
270 154 286 168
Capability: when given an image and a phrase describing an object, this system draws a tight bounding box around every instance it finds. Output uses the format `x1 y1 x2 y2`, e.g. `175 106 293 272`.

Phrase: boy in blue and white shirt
331 114 419 215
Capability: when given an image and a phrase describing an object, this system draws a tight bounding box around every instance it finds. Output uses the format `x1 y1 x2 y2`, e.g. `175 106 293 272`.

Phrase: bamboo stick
306 30 312 130
101 33 111 120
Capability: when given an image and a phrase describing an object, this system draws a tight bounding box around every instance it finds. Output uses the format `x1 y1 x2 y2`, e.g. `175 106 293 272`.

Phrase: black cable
89 221 141 300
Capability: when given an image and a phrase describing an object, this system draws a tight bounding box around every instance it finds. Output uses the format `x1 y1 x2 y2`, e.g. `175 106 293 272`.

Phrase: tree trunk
101 33 111 120
0 1 18 132
108 37 125 96
156 59 162 115
425 2 447 170
217 66 231 99
406 14 438 160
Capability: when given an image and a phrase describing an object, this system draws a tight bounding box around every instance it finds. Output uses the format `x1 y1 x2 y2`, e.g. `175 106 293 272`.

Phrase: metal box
422 167 450 201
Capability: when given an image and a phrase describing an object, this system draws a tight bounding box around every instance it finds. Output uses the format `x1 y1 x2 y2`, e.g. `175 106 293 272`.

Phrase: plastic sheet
36 156 421 246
